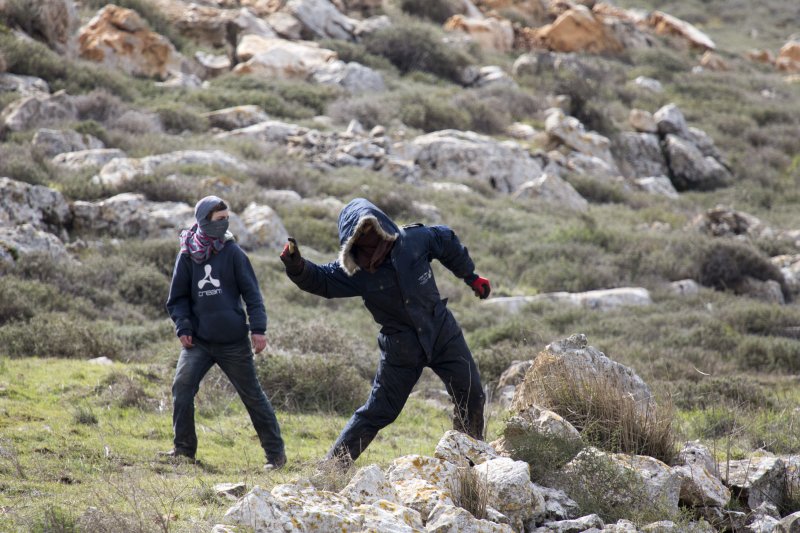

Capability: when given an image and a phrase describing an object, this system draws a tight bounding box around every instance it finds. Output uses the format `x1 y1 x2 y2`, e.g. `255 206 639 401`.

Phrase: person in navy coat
280 198 491 465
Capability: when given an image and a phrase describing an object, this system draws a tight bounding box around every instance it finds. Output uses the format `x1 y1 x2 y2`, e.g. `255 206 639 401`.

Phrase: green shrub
502 426 584 484
363 20 473 83
566 175 630 205
735 335 800 373
155 104 208 134
399 0 462 23
0 275 92 322
117 264 170 316
0 313 122 358
27 505 78 533
73 120 111 147
698 240 788 298
0 143 53 185
317 39 396 72
121 239 179 277
670 376 773 410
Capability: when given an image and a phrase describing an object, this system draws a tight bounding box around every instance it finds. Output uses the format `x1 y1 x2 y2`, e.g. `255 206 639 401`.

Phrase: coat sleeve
288 259 361 299
234 246 267 334
165 252 194 337
427 225 476 280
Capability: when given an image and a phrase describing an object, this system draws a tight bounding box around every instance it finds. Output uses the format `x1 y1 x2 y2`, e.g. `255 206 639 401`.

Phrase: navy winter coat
166 241 267 344
288 198 476 359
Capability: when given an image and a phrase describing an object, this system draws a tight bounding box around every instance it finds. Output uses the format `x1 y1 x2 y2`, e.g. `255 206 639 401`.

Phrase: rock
771 255 800 294
0 223 71 267
285 0 358 41
0 73 50 96
195 51 231 79
565 152 620 182
111 109 163 134
473 457 544 529
777 512 800 532
507 123 537 140
633 76 664 92
487 288 653 314
496 360 533 391
691 205 770 239
239 203 289 249
392 478 453 522
92 150 248 188
214 482 247 501
222 485 299 532
232 7 278 40
672 454 730 509
653 103 689 137
470 65 516 88
272 483 364 530
530 6 623 54
720 456 785 510
746 49 775 65
512 51 589 78
504 404 581 442
52 148 127 171
530 483 580 523
154 70 202 90
1 90 77 132
267 12 304 40
735 277 785 305
545 108 614 165
339 465 399 506
32 128 104 158
11 0 76 52
443 15 514 53
668 279 700 296
629 109 657 133
216 120 308 143
601 519 639 532
155 1 237 48
234 36 338 79
634 176 679 199
310 60 385 94
426 502 513 532
776 40 800 73
70 193 195 240
513 174 589 212
512 333 653 413
700 51 729 71
78 5 182 80
353 14 392 38
204 105 270 131
412 130 543 194
663 134 732 191
387 455 457 520
532 514 604 533
87 356 113 365
647 11 715 51
355 500 425 532
434 430 499 468
0 177 71 233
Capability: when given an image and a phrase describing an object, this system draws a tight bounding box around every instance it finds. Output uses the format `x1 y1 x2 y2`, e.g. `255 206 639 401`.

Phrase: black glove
280 238 304 276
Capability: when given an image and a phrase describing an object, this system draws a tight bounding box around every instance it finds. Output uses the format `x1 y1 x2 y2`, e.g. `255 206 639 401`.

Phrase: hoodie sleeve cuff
463 273 478 285
177 328 192 337
250 329 266 335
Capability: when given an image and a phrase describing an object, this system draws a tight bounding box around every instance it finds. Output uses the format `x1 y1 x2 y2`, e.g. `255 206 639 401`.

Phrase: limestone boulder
285 0 358 41
700 51 729 71
214 482 247 501
771 255 800 294
412 130 544 194
204 105 270 131
92 150 248 188
669 279 701 296
70 193 195 239
220 486 300 533
647 11 715 51
530 6 623 54
663 134 732 191
216 120 308 143
504 404 581 443
0 177 71 233
735 277 785 305
32 128 104 158
634 176 679 199
234 35 338 79
1 90 77 132
426 502 513 532
475 457 545 529
487 288 653 315
467 65 516 89
52 148 127 171
654 103 689 137
195 51 231 79
387 455 457 520
391 478 453 522
672 461 730 509
529 483 580 523
0 73 50 96
355 500 425 532
746 49 775 65
497 360 533 391
153 0 237 48
267 12 304 40
310 60 385 93
339 465 400 507
270 483 363 531
532 514 604 533
545 108 614 165
565 152 620 182
0 223 71 267
776 40 800 73
443 15 514 53
239 203 289 249
720 456 785 510
434 430 499 468
691 206 770 239
513 174 588 212
777 511 800 532
78 5 183 80
512 334 653 412
633 76 663 93
617 132 668 179
629 109 657 133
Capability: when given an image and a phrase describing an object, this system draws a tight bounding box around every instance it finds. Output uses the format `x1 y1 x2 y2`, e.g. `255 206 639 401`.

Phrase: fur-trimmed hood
337 198 400 276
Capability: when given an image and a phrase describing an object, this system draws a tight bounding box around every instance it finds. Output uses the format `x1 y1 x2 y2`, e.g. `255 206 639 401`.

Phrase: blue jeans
171 337 284 461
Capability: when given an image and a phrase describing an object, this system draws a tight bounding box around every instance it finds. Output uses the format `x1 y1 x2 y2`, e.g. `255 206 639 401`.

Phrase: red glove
470 276 491 299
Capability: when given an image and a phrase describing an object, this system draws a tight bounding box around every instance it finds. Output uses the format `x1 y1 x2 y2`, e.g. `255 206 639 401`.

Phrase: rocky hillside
1 0 800 531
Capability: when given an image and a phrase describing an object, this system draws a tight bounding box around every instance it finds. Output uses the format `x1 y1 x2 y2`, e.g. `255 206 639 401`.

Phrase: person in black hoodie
280 198 490 467
165 196 285 470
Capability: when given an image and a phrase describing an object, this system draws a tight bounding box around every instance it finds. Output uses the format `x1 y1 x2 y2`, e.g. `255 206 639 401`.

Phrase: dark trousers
171 337 284 461
328 326 485 462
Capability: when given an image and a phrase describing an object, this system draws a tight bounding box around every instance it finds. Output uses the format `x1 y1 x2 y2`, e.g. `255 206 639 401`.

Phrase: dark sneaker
158 449 196 462
264 454 287 471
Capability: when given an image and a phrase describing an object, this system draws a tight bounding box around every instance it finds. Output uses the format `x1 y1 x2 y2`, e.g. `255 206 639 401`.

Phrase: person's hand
280 237 304 275
252 333 267 354
470 276 491 299
179 335 194 349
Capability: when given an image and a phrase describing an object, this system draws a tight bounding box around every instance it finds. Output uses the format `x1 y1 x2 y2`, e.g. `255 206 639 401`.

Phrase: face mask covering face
201 218 229 239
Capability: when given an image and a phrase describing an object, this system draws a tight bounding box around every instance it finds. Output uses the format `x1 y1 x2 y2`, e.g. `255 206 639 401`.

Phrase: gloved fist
470 275 491 299
280 237 304 276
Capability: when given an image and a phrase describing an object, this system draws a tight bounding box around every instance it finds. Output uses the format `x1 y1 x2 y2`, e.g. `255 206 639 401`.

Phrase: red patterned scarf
179 224 226 264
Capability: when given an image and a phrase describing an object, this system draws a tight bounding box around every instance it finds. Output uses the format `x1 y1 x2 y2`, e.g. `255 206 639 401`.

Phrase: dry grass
449 465 489 520
522 353 676 464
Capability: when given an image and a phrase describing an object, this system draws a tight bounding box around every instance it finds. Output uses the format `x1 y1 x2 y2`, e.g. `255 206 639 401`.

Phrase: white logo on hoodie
198 264 222 297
